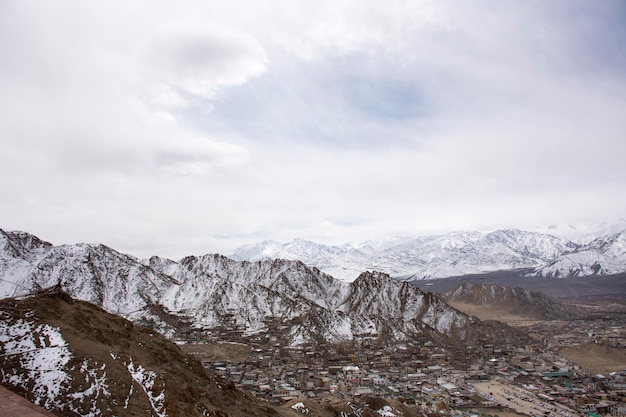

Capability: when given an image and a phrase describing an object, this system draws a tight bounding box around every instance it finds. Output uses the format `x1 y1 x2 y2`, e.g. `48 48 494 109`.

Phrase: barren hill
444 281 583 322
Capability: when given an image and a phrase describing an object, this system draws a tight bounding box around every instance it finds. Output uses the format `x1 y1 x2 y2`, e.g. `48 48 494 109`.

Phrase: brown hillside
0 293 279 417
445 281 584 321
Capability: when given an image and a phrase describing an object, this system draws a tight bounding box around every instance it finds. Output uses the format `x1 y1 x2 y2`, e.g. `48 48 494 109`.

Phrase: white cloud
272 0 452 59
144 24 268 102
0 0 625 258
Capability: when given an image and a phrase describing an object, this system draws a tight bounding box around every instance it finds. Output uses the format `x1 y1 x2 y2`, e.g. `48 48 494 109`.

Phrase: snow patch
0 313 114 416
67 359 111 416
126 358 168 417
0 314 72 410
378 405 397 417
292 401 310 414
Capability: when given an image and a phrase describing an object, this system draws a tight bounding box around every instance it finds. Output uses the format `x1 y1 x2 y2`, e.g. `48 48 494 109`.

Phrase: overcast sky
1 0 625 259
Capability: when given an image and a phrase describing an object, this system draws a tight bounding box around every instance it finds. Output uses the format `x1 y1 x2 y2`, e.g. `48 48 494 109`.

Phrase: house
408 373 428 382
372 377 387 386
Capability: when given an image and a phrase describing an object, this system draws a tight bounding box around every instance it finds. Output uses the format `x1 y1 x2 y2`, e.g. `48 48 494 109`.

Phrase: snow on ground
126 358 168 417
0 314 72 409
377 405 397 417
67 359 111 416
331 316 354 340
0 311 113 416
288 327 306 347
291 401 310 414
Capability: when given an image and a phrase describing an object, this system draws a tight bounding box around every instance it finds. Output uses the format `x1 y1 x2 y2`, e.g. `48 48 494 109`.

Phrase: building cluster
183 316 625 416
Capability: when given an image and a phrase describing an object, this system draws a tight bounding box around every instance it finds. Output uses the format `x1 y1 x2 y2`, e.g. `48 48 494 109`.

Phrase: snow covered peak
531 228 626 278
230 229 586 281
586 230 626 255
0 229 52 259
351 270 394 285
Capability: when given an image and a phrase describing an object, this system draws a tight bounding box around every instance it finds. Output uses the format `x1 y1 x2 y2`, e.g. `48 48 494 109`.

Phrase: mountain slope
0 292 279 417
339 271 470 340
0 229 53 295
149 254 508 346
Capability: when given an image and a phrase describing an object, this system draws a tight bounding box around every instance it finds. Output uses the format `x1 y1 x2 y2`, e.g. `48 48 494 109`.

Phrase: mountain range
0 229 523 350
229 227 626 281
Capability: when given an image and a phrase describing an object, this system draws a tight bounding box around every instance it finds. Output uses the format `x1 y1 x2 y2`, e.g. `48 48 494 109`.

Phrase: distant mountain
230 227 626 281
0 293 277 417
0 229 522 349
444 281 583 320
531 230 626 278
228 238 371 281
230 229 574 281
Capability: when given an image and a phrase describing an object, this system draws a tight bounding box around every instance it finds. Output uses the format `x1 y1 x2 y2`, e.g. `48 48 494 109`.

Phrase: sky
1 0 626 259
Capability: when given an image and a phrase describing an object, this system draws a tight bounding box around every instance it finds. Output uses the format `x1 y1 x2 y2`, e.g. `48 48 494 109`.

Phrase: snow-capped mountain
228 238 372 281
532 230 626 278
0 229 518 347
230 229 579 281
230 226 626 281
0 229 179 327
145 256 502 346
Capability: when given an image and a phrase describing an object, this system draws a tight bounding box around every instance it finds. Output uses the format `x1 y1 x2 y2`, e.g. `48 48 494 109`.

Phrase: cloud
0 1 258 178
272 0 452 59
155 137 250 175
145 24 268 103
0 0 625 258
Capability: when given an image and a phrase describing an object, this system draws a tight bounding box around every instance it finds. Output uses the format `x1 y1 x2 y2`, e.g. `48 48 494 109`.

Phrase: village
180 314 626 417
